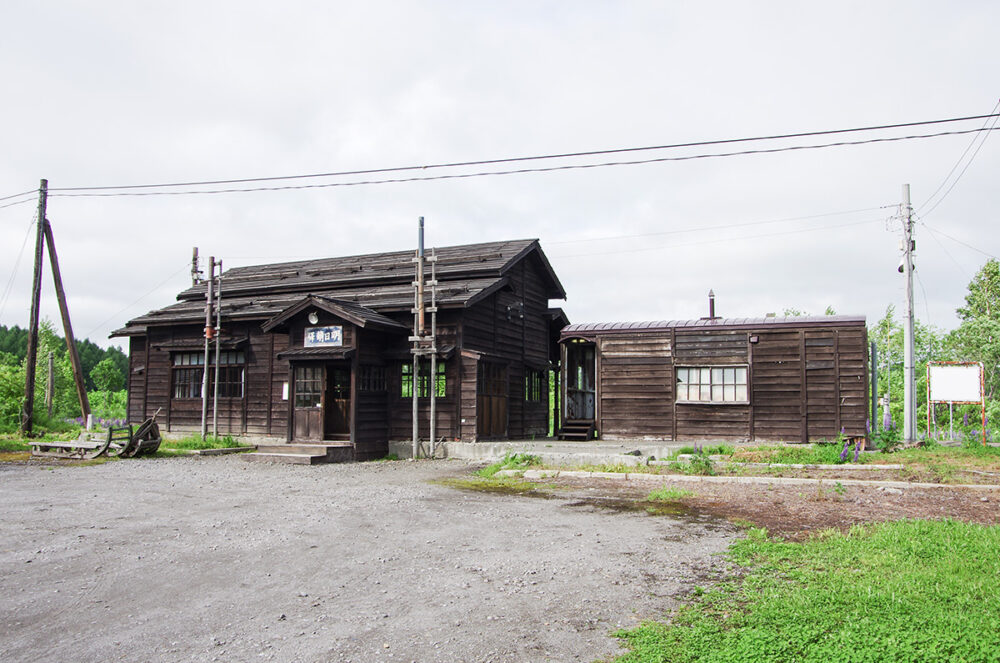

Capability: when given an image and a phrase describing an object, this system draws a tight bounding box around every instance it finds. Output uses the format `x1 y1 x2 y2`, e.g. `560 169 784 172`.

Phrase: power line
919 111 1000 219
919 221 998 261
0 189 37 202
82 262 191 340
919 101 1000 210
44 127 1000 200
38 112 1000 193
0 197 36 211
549 206 890 245
551 217 881 259
0 215 38 319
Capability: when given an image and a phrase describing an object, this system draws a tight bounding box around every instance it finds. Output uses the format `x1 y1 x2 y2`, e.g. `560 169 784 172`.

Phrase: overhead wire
551 217 881 259
35 111 1000 194
549 206 891 245
0 213 39 319
918 101 1000 218
41 127 1000 200
81 262 192 340
0 197 36 211
918 221 998 261
0 189 37 202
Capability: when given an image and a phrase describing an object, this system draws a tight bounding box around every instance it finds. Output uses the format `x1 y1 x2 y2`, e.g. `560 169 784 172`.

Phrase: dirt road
0 457 735 663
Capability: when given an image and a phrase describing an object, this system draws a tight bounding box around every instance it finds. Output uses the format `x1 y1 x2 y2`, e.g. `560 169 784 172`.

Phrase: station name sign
304 325 343 347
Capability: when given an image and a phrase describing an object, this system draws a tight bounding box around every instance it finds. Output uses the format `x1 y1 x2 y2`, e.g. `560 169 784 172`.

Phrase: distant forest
0 324 127 392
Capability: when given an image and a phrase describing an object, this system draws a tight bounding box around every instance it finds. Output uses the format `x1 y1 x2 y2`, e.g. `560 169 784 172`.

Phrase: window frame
401 359 447 399
524 367 546 403
675 364 749 405
171 350 246 400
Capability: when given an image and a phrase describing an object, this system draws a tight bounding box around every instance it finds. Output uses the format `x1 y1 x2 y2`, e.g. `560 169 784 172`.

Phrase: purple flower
883 408 892 431
853 440 861 463
964 412 970 427
866 419 872 434
839 439 850 462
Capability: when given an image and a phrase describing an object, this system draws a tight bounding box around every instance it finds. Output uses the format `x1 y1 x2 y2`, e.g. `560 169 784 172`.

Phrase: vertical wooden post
42 220 91 423
46 352 54 417
200 257 215 439
21 180 48 435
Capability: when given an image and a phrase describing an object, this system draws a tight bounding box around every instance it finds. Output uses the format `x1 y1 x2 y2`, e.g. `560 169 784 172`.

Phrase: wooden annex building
112 239 567 459
558 314 869 443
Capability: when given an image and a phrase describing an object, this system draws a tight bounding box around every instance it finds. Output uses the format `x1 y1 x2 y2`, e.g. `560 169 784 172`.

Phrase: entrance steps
558 420 596 441
243 443 353 465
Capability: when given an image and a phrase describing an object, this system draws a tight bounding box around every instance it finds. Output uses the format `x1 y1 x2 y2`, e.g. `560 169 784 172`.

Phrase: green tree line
0 320 127 432
871 259 1000 440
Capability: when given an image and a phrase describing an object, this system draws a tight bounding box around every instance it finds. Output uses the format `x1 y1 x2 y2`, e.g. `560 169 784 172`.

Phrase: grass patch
646 485 696 501
613 519 1000 662
730 443 863 466
475 452 541 478
160 434 252 451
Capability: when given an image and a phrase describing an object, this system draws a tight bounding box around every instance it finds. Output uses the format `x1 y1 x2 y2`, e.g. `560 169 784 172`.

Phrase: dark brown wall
460 255 553 439
576 321 868 443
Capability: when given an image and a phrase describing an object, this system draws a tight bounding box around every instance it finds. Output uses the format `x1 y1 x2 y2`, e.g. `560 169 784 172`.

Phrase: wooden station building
558 314 869 443
112 239 567 459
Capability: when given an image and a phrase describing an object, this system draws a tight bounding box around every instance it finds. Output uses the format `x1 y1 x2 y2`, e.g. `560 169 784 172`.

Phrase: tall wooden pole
42 220 91 424
200 257 215 439
21 180 47 435
46 352 54 418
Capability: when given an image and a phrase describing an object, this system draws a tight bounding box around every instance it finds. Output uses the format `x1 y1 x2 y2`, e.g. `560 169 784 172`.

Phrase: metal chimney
708 289 716 319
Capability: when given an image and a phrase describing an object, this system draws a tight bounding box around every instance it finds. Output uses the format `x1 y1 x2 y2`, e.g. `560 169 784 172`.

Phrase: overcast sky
1 1 997 350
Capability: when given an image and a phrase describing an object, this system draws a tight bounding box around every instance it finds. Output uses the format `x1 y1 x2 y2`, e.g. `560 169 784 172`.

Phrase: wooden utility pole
21 180 47 435
200 257 215 439
46 352 54 418
43 219 91 425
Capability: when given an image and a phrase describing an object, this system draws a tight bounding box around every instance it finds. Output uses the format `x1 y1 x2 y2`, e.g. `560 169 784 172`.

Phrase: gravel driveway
0 457 735 663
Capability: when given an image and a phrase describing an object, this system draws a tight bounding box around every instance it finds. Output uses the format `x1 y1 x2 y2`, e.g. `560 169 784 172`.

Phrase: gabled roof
113 238 564 336
176 238 564 302
261 295 408 333
561 315 866 339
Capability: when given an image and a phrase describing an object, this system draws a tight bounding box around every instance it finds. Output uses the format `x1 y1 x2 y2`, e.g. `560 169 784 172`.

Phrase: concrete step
243 452 328 465
244 443 354 464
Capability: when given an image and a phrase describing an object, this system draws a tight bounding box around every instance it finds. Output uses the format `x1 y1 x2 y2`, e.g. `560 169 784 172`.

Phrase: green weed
160 434 251 451
646 486 696 502
613 520 1000 662
475 452 541 478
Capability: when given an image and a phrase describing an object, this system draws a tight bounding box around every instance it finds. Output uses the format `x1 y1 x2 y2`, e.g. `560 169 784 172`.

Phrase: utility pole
200 257 215 439
901 184 917 444
43 219 91 426
212 260 222 437
21 180 47 435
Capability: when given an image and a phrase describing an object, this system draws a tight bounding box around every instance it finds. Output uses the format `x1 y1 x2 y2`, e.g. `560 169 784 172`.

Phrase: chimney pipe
708 289 716 319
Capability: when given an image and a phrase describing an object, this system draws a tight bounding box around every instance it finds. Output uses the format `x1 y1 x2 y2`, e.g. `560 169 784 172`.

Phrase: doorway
292 363 352 442
477 361 508 438
565 341 596 421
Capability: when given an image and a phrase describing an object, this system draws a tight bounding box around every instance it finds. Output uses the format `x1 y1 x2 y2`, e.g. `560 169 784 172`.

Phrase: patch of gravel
0 457 736 663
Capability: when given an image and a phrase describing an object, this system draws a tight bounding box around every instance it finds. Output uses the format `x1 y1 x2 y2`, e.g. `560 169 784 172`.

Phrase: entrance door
293 365 324 440
477 362 508 438
324 366 351 439
566 342 596 420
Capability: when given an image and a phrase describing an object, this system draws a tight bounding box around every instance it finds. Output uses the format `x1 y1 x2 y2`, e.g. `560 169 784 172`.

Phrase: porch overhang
277 347 357 361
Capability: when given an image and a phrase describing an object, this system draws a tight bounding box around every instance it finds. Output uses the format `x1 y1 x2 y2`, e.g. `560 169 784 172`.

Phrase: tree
948 259 1000 400
90 357 124 392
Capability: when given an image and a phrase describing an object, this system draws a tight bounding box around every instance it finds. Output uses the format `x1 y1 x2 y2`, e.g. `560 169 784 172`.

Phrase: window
524 368 545 402
401 360 446 398
294 366 323 408
171 351 245 399
676 366 748 403
359 365 387 392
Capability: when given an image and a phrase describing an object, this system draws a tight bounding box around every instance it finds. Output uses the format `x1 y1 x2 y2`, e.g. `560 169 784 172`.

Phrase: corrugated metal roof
561 315 866 337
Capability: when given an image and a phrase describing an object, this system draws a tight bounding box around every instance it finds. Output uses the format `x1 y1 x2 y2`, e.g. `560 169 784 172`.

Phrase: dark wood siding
597 334 673 439
750 330 803 441
674 330 750 440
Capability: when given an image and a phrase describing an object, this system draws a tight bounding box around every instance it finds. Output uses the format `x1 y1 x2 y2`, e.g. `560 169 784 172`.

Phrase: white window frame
675 365 749 404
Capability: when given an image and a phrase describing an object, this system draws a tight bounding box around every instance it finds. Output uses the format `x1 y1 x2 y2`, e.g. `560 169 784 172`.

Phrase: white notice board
927 363 983 403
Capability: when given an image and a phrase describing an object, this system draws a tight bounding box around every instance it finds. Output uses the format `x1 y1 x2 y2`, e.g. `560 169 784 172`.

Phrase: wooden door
566 343 596 420
293 365 324 440
324 366 351 438
477 362 508 438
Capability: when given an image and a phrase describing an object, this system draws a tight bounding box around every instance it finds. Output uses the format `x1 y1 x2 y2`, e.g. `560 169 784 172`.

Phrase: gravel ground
0 457 735 663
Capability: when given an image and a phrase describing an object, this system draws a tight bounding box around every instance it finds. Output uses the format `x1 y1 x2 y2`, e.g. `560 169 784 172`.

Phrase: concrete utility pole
901 184 917 444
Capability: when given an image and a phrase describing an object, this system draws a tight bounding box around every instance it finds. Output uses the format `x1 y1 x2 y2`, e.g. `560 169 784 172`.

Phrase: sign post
926 362 986 446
